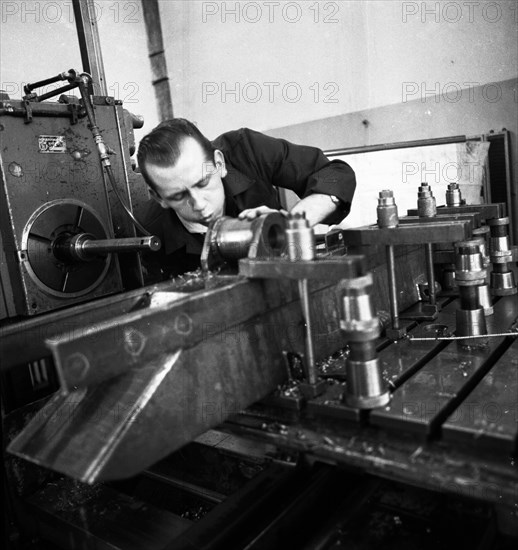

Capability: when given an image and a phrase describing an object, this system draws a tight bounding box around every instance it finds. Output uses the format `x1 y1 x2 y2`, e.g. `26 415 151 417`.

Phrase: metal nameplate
38 135 66 153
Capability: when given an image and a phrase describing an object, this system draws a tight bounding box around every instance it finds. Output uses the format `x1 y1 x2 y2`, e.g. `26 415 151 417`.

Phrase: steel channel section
8 276 356 481
341 220 472 246
0 276 231 371
48 279 267 392
45 257 365 392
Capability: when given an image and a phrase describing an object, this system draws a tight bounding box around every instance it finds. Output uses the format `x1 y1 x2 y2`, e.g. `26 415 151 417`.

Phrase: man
137 118 355 280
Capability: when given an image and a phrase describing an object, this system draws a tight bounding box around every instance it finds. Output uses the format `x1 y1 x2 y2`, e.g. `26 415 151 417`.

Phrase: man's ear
149 188 169 209
214 149 227 178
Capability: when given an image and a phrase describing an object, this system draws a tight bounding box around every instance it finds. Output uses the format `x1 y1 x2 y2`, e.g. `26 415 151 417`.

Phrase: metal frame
325 131 515 244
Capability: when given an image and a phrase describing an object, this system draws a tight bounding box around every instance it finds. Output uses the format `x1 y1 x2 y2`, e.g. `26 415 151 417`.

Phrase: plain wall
159 0 518 139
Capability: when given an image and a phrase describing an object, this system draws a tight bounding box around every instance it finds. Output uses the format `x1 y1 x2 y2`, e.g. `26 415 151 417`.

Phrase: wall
159 0 518 139
1 0 516 191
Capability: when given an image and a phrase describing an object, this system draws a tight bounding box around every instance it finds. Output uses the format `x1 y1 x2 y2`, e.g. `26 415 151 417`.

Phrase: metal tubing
36 83 78 102
23 73 68 94
386 245 399 329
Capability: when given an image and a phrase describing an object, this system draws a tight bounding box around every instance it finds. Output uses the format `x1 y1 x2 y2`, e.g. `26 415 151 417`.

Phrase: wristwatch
329 195 341 206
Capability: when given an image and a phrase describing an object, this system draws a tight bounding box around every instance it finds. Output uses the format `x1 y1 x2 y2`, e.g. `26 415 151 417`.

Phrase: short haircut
137 118 215 190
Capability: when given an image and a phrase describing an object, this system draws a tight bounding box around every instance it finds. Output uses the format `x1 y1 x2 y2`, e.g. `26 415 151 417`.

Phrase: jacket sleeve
238 128 356 223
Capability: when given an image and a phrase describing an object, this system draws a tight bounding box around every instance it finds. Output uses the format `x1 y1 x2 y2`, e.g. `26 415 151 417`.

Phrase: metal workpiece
446 182 463 207
340 273 390 408
376 190 399 229
9 272 371 482
417 182 437 218
201 213 287 272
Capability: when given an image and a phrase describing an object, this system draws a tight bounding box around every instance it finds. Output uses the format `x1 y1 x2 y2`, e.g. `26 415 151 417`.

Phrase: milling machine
2 94 518 550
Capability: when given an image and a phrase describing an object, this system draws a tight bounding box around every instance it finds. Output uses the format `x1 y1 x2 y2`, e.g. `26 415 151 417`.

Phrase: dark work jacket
142 128 356 281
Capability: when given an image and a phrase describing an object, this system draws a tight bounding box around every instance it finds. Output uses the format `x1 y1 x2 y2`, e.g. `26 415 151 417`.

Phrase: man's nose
189 190 206 211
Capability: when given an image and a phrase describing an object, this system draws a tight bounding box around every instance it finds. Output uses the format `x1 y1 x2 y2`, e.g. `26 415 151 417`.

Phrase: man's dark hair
137 118 215 190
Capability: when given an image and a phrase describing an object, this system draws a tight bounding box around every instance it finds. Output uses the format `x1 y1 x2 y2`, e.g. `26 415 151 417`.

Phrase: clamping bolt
340 273 390 409
417 182 437 218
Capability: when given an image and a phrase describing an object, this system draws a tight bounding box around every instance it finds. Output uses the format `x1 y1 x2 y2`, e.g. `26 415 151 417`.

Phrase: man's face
145 137 226 226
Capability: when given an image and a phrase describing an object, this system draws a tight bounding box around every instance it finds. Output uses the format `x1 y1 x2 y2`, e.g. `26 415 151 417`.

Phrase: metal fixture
455 241 488 340
340 273 391 409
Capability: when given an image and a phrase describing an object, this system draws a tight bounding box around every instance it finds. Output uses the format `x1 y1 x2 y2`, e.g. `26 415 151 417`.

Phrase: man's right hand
238 206 287 221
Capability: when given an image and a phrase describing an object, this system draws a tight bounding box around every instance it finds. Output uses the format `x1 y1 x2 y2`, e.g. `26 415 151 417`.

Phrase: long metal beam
7 273 362 482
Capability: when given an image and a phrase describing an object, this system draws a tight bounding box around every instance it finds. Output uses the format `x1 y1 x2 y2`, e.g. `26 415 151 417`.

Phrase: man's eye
170 192 186 201
197 178 210 189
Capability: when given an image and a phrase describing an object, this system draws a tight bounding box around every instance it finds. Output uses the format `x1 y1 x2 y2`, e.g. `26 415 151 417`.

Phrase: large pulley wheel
22 199 112 297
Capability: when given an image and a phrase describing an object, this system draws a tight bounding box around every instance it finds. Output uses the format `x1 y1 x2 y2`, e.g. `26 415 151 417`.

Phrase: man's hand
238 205 287 221
290 193 339 226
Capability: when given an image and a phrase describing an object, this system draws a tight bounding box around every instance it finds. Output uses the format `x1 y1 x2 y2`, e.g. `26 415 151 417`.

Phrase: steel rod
298 279 317 384
425 243 436 306
386 245 399 329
